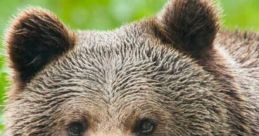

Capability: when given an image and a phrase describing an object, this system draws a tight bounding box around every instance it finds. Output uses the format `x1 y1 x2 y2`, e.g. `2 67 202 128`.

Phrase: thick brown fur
152 0 259 134
4 0 259 136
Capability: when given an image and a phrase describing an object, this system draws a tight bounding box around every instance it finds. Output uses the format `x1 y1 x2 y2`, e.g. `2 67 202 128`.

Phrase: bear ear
5 8 75 84
155 0 219 59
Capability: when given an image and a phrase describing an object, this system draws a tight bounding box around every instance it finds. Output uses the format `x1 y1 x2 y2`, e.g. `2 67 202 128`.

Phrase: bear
3 0 259 135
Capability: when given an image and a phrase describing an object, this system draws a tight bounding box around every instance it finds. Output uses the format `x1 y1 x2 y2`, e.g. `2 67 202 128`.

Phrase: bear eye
134 118 156 135
68 122 86 136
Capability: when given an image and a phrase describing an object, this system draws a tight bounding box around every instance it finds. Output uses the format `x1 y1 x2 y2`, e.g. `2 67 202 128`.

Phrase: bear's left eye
134 118 157 135
68 122 86 136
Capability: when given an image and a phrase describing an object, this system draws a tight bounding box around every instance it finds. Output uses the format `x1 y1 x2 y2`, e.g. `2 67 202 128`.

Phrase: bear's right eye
134 118 157 135
68 122 86 136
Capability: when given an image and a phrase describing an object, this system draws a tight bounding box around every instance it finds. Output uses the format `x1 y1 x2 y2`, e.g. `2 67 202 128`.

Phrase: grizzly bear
4 0 259 135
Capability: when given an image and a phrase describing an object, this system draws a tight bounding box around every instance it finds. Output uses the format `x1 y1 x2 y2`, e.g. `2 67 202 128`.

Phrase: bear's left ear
5 8 75 84
154 0 219 59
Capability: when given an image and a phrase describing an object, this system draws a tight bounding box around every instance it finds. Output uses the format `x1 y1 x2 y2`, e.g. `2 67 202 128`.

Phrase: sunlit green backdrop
0 0 258 133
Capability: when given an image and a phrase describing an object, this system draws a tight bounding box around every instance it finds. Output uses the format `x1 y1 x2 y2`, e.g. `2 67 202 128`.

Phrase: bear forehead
23 24 214 106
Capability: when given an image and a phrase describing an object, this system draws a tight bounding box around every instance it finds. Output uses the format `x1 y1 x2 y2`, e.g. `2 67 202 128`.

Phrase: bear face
6 24 224 135
4 0 259 136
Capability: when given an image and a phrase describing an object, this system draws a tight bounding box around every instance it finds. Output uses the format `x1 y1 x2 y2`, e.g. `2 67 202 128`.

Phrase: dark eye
68 122 85 136
134 118 156 135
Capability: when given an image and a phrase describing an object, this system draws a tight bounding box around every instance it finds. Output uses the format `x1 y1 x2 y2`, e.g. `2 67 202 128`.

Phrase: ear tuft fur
156 0 219 58
5 8 75 84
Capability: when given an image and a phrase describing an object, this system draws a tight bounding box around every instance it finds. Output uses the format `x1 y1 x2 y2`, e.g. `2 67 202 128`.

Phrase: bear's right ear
5 8 75 84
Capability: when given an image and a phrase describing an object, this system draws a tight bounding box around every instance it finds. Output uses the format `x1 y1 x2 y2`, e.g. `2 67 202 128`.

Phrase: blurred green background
0 0 258 134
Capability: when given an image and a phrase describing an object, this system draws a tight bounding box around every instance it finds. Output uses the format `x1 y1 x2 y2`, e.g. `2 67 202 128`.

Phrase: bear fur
4 0 259 135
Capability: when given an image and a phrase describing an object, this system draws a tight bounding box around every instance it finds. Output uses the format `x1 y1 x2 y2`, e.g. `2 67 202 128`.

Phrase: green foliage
0 0 258 133
219 0 259 30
